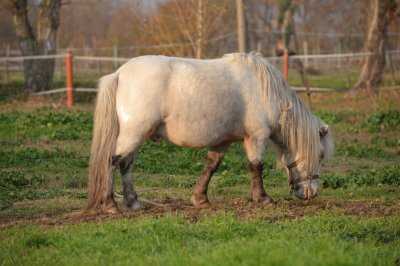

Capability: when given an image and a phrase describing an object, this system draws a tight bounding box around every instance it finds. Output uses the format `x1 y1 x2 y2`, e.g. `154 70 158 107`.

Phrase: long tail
85 72 119 212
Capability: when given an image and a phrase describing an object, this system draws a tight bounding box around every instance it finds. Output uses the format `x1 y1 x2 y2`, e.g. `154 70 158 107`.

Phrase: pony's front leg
244 136 274 204
119 154 143 211
248 161 274 204
191 145 228 208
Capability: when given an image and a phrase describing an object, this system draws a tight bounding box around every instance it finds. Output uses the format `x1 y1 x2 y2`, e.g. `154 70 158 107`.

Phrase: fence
1 50 399 106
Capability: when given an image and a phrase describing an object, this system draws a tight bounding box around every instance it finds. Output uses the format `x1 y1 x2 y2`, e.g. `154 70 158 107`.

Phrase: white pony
85 52 334 213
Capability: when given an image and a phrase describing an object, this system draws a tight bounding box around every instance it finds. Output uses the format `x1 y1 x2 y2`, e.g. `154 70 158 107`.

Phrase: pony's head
228 52 335 200
279 124 334 200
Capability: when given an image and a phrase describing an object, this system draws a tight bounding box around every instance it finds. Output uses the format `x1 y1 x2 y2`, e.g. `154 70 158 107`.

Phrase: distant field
0 89 399 265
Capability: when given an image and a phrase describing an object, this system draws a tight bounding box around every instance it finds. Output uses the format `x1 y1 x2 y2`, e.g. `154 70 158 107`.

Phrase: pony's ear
319 125 329 137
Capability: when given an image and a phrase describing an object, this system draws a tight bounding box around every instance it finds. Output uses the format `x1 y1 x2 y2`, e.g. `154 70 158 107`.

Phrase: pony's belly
154 123 242 148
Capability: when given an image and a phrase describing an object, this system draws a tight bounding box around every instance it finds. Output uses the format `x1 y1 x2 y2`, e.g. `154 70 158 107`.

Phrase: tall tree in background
276 0 297 55
351 0 398 95
10 0 62 93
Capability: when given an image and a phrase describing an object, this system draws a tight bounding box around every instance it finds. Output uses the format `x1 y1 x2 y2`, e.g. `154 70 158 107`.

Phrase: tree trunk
276 0 297 55
350 0 397 95
10 0 61 93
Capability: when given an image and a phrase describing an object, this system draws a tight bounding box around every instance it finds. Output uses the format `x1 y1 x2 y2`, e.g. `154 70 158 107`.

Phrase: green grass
0 95 400 265
287 69 359 90
287 67 400 90
321 165 400 189
362 109 400 132
0 213 399 265
0 111 93 140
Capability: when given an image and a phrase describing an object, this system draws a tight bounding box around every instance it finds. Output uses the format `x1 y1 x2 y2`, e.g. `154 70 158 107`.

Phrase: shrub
321 165 400 189
0 112 93 141
336 140 390 159
362 109 400 132
315 111 342 124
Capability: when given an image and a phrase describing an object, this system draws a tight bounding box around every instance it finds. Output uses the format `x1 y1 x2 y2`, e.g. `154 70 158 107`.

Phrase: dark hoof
125 200 144 211
105 206 120 214
191 194 210 208
103 199 120 214
194 201 211 209
253 196 275 205
129 200 144 211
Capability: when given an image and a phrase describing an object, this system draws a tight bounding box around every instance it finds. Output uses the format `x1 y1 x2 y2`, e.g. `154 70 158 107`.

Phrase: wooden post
337 43 342 69
5 45 10 84
236 0 246 53
196 0 204 59
113 45 119 69
66 51 74 107
283 48 288 80
303 40 308 69
387 51 397 86
84 45 90 71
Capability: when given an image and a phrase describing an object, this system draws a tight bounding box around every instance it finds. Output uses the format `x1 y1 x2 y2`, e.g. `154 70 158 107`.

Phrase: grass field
0 89 399 265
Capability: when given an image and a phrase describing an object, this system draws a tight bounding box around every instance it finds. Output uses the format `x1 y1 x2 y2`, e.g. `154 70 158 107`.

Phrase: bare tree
131 0 233 58
351 0 399 95
10 0 62 93
245 0 276 55
276 0 297 54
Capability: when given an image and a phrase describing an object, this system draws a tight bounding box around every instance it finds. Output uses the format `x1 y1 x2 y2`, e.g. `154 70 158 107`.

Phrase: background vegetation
0 89 399 265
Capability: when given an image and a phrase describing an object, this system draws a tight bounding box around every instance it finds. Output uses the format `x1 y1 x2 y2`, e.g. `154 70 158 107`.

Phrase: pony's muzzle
304 186 315 200
293 180 320 200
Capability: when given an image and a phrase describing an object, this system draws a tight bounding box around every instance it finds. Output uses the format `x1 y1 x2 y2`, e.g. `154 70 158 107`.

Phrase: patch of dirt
1 197 398 230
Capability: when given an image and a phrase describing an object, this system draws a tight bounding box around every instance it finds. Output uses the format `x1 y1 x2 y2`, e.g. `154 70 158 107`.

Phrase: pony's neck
270 104 320 173
270 132 293 162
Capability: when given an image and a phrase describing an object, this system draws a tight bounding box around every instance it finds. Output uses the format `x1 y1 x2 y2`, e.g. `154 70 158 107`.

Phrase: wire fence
0 50 399 101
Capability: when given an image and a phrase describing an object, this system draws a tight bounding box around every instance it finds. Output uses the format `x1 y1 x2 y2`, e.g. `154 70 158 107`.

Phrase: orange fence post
66 51 74 107
283 48 288 81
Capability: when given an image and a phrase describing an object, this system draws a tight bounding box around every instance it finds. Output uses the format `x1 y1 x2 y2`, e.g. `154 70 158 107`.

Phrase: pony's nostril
303 187 313 200
307 188 313 199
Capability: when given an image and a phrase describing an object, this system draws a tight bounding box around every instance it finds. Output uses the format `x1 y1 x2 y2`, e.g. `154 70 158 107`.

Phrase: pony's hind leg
244 135 274 204
119 153 143 211
113 117 159 211
112 134 145 212
191 144 229 208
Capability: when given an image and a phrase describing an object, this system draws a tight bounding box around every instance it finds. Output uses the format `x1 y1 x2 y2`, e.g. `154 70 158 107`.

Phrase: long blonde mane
225 52 334 172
